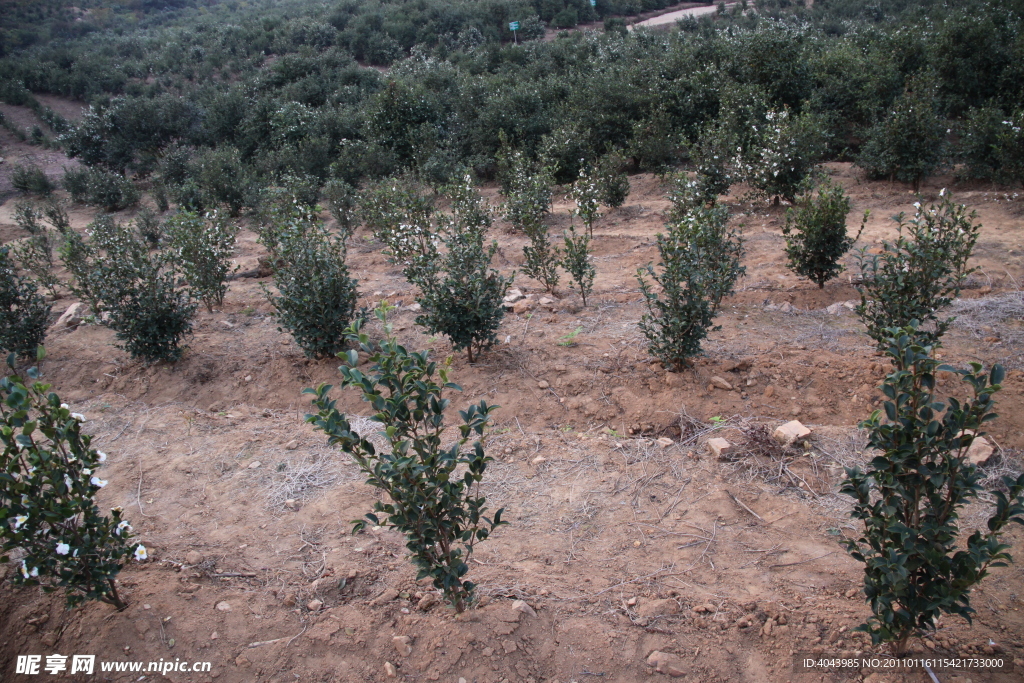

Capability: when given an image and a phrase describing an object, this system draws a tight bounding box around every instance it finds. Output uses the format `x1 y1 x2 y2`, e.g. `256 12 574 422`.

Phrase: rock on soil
773 420 811 446
707 438 734 458
647 650 687 677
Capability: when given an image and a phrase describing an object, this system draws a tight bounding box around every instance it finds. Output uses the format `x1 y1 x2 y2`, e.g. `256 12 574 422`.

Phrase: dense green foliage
0 247 50 360
264 214 359 359
10 164 54 196
305 303 505 613
637 203 744 371
782 177 864 288
412 178 512 363
1 0 1020 217
855 191 980 348
0 360 144 610
163 209 238 312
62 166 140 212
842 324 1024 654
88 217 197 363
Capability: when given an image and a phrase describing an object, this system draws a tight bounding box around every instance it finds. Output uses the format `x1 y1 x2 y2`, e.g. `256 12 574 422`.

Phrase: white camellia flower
116 521 132 536
96 451 107 462
20 561 39 579
56 542 70 555
71 413 86 422
64 474 74 489
61 403 69 409
134 545 148 561
90 476 107 488
12 515 28 530
82 468 92 476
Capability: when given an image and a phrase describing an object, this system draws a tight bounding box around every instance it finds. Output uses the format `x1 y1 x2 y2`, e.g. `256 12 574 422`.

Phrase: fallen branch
726 490 764 522
769 551 836 569
249 624 307 648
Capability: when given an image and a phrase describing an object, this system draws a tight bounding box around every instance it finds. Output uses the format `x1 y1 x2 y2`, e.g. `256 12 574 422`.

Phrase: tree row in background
2 0 1023 221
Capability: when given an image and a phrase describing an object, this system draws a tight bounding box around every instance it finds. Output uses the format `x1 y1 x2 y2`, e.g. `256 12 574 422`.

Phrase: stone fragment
503 289 525 304
773 420 811 446
537 380 550 389
966 435 995 466
538 297 555 306
406 303 421 312
512 299 535 314
511 600 536 617
707 438 734 458
392 635 412 656
185 550 204 565
53 303 86 330
285 440 299 450
647 651 687 677
710 376 733 390
656 437 674 448
417 593 439 611
247 461 261 469
384 662 397 678
501 639 518 654
637 598 679 618
370 588 400 606
722 359 751 372
215 601 232 612
763 385 775 398
307 599 323 612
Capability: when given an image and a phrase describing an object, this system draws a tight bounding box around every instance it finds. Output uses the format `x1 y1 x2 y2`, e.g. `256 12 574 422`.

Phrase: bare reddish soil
1 103 1024 683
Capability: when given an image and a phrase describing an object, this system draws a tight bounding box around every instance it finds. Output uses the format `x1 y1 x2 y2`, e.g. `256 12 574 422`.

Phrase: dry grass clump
949 290 1024 348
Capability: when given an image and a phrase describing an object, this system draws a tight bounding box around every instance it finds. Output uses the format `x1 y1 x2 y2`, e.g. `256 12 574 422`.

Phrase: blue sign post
509 20 519 43
590 0 596 6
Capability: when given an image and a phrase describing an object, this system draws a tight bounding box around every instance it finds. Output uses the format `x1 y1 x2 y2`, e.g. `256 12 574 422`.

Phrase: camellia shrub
413 177 512 363
10 164 54 197
305 303 505 613
595 152 630 210
857 80 947 192
561 226 595 307
265 219 359 359
90 218 196 363
0 247 50 360
855 191 979 348
637 203 744 370
163 209 238 312
62 166 139 212
841 324 1024 654
570 164 601 237
1 359 145 610
782 177 866 288
11 204 60 298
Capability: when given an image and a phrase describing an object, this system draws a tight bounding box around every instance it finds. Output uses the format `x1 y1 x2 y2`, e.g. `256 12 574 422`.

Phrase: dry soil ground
1 102 1024 683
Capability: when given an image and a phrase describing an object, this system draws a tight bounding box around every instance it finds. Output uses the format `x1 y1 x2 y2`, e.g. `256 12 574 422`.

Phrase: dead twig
769 551 836 569
726 490 764 522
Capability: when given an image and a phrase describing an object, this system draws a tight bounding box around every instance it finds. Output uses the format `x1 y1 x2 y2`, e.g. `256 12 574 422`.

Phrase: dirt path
631 3 733 28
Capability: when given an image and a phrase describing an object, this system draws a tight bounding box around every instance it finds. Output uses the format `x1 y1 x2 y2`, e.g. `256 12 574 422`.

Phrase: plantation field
1 121 1023 680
